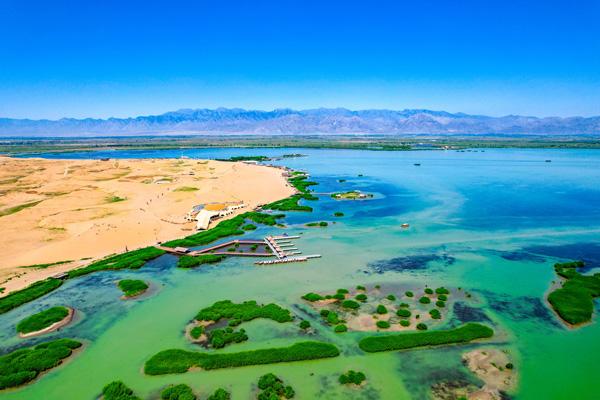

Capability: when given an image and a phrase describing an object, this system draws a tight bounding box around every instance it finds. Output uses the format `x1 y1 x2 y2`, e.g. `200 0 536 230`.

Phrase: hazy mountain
1 108 599 136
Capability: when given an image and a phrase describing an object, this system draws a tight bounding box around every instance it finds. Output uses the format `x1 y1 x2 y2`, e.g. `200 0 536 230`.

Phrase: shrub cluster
376 305 388 314
161 383 196 400
396 309 411 318
299 320 311 330
429 309 441 319
419 297 431 304
548 260 600 325
376 320 390 329
417 323 428 330
435 287 450 295
302 292 324 302
358 323 494 353
102 381 141 400
68 247 165 278
117 279 148 297
207 388 231 400
195 300 292 324
0 338 82 389
190 325 204 339
144 341 340 375
257 373 295 400
0 278 63 315
405 291 414 297
16 306 70 334
339 370 366 386
334 324 348 333
342 300 360 310
355 294 368 302
177 254 225 269
208 327 248 349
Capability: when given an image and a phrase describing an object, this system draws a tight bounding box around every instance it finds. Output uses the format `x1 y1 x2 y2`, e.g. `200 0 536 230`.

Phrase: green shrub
419 297 431 304
356 285 366 291
207 388 230 400
396 309 411 318
355 294 367 302
208 328 248 349
376 320 390 329
302 292 324 302
339 370 366 385
438 294 448 301
398 302 409 308
399 320 410 327
386 294 396 301
334 212 344 217
242 224 257 231
177 254 225 269
190 326 204 339
342 300 360 310
429 309 441 319
435 287 450 295
424 288 433 295
195 300 292 324
332 293 345 300
376 305 388 314
161 383 196 400
436 300 446 308
0 339 82 389
326 312 340 325
0 278 63 315
334 324 347 333
102 381 142 400
299 320 311 330
144 341 340 375
68 247 165 278
320 309 330 317
337 288 349 294
505 363 514 370
257 373 295 400
405 291 414 297
359 323 493 353
117 279 148 297
16 306 70 334
417 323 428 330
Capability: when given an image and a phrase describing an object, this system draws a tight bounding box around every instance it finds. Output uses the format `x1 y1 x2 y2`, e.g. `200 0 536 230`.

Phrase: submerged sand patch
0 156 293 294
462 348 517 399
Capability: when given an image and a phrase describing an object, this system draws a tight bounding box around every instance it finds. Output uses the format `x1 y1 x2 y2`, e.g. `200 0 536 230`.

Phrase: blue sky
0 0 599 119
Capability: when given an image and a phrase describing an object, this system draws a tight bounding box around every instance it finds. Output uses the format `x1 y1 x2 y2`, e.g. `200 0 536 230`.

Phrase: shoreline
18 307 75 338
0 156 294 295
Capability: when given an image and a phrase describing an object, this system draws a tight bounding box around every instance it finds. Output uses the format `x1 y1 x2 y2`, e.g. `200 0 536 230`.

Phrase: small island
331 191 373 200
0 338 82 389
257 373 295 399
16 305 74 338
117 279 149 299
547 260 600 326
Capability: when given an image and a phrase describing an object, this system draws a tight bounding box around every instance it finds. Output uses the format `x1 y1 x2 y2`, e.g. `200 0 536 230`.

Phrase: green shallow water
2 148 600 399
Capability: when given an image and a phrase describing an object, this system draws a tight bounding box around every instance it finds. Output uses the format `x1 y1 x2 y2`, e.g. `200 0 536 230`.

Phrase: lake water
3 148 600 399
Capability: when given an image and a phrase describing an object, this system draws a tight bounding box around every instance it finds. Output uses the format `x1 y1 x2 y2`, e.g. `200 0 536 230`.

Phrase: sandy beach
0 156 294 294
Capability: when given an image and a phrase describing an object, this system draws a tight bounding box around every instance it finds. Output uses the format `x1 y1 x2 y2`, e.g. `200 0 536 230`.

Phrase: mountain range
1 108 599 137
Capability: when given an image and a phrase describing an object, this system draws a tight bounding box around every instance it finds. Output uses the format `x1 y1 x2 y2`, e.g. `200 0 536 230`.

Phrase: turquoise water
3 148 600 399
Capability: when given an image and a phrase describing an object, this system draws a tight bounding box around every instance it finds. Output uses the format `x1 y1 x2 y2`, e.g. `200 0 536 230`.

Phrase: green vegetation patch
548 260 600 325
207 388 230 400
207 327 248 349
102 381 142 400
359 323 493 353
334 212 344 217
16 306 70 334
242 224 257 231
68 247 165 279
177 254 225 269
339 370 366 386
376 320 390 329
0 200 43 218
106 195 126 203
257 373 295 399
334 324 347 333
174 186 199 192
302 292 324 302
305 221 328 227
18 260 72 269
164 212 283 248
117 279 149 298
342 300 360 309
0 339 82 389
0 278 63 315
161 383 196 400
195 300 292 324
144 341 340 375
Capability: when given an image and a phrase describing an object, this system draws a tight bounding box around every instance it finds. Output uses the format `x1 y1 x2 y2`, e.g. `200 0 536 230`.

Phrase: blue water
3 147 600 399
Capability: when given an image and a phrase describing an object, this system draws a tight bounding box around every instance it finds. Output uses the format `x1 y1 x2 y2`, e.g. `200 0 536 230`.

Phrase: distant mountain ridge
1 108 599 136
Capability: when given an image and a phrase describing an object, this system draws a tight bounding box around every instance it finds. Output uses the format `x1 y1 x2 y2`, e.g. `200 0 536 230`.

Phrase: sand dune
0 156 294 294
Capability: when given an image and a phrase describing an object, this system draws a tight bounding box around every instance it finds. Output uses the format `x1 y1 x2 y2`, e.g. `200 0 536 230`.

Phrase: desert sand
462 348 516 399
0 156 294 294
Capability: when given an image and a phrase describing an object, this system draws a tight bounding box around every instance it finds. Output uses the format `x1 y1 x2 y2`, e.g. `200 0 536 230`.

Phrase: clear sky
1 0 599 119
